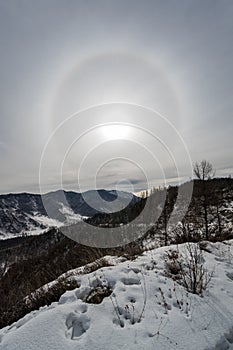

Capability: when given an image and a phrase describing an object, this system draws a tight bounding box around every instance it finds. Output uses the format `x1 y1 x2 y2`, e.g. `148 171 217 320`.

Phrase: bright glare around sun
101 124 131 140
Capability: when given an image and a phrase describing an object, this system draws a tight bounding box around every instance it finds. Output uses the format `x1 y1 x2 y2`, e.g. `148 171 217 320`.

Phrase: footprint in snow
75 303 88 314
226 271 233 281
66 307 90 340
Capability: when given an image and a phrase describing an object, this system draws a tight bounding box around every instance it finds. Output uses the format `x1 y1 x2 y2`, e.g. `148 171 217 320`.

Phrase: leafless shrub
165 243 213 295
109 269 147 327
158 287 169 314
164 249 181 276
138 270 147 322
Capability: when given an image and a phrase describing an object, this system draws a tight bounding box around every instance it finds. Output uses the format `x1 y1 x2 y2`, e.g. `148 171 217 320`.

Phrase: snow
1 240 233 350
58 204 86 224
28 214 64 228
24 209 85 238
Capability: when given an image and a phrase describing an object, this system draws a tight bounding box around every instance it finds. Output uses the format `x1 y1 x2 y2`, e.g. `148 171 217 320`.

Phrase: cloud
0 1 233 193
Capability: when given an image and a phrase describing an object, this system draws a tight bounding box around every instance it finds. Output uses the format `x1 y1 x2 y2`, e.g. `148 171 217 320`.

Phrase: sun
101 124 131 140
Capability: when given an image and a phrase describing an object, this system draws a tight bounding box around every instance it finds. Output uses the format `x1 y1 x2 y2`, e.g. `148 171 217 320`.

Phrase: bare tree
193 160 215 181
193 160 215 240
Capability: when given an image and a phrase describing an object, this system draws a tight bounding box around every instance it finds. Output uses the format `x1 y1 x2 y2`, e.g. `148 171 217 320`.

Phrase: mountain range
0 190 139 239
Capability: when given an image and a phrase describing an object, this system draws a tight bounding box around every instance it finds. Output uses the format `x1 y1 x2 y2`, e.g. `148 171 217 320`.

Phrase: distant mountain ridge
0 189 139 239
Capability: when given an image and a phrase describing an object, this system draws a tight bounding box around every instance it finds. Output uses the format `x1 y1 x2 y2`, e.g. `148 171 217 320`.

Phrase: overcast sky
0 0 233 194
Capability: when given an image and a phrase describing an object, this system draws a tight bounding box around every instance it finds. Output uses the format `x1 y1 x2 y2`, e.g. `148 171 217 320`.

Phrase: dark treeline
87 177 233 244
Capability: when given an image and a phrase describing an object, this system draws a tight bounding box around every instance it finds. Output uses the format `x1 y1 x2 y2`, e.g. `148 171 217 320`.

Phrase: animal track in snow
65 306 90 340
226 271 233 281
206 326 233 350
75 303 88 314
121 271 141 286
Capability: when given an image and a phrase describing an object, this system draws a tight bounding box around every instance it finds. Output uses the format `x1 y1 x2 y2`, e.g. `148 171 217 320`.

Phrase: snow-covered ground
0 209 86 240
0 240 233 350
28 214 64 228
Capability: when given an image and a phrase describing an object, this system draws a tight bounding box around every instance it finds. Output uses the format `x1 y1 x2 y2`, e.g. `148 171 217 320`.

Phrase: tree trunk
203 181 209 240
216 203 222 235
204 200 209 240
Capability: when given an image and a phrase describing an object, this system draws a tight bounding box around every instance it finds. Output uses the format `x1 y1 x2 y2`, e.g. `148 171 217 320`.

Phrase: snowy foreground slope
1 241 233 350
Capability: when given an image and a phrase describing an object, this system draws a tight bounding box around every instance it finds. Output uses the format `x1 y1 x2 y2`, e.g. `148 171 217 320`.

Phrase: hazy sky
0 0 233 194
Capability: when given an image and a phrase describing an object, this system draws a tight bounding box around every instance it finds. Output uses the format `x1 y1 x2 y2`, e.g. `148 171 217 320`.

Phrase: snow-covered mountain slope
0 190 139 239
1 240 233 350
